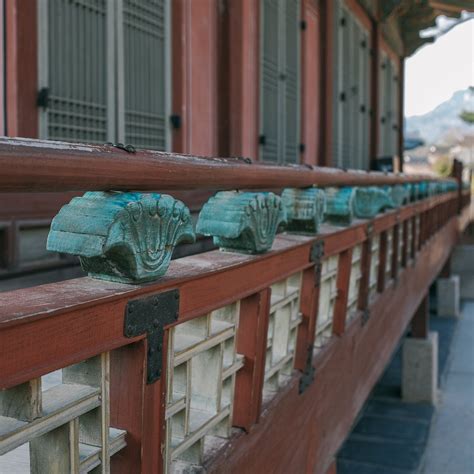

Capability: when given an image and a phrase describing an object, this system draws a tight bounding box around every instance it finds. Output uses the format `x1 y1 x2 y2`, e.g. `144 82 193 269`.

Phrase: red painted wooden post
5 0 39 138
294 266 319 370
401 219 408 268
418 212 424 251
226 0 260 160
398 58 405 172
370 25 380 169
411 295 429 339
171 0 219 156
391 224 399 280
233 288 271 430
110 341 147 474
377 231 388 292
358 227 373 316
333 248 353 336
301 0 321 165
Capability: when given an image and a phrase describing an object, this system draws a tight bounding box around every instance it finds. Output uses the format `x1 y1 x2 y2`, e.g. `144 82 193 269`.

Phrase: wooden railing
0 138 471 474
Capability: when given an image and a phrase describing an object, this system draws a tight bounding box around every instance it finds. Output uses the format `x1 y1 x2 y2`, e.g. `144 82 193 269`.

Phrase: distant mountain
405 88 474 146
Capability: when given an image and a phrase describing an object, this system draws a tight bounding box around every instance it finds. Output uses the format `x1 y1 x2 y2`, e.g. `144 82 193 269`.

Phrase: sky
404 18 474 118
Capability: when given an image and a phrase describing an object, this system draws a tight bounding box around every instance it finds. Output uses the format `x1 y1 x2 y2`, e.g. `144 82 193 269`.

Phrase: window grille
164 302 243 472
39 0 169 150
260 0 300 164
264 272 303 397
315 255 339 349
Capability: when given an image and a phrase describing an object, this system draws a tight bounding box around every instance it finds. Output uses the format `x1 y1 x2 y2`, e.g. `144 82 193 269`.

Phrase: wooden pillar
301 0 321 165
369 23 380 170
172 0 219 156
224 0 260 160
398 57 405 172
411 295 429 339
320 0 334 167
5 0 39 137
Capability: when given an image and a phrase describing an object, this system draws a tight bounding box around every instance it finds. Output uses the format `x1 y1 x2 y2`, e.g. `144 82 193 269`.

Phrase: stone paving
338 298 462 474
421 301 474 474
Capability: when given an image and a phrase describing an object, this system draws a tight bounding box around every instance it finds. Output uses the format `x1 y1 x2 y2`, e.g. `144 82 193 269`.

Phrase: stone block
402 332 438 404
437 275 460 317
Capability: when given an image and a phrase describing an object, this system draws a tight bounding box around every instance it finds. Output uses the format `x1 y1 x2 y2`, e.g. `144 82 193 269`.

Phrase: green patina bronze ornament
47 191 195 283
196 191 286 254
324 187 356 226
384 184 409 207
353 186 393 218
418 181 428 198
281 187 326 234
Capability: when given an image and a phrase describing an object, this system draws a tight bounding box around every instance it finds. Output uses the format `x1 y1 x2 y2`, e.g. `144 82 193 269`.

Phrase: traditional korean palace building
0 1 472 473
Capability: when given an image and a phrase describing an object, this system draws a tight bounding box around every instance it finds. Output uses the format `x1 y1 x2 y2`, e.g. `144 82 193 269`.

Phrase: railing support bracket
299 344 316 394
124 289 180 384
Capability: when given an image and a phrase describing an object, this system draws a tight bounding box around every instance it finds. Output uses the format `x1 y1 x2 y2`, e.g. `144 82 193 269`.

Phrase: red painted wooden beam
0 138 456 193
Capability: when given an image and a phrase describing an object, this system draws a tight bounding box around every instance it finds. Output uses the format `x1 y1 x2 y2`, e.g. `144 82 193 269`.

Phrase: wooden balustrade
0 138 471 474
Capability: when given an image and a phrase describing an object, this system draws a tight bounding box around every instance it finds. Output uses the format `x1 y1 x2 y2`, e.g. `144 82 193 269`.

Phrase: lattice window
40 0 169 149
260 0 300 164
42 0 109 144
0 353 126 472
347 244 363 319
315 256 339 349
164 302 243 472
123 0 168 150
263 272 303 396
369 234 380 299
385 230 393 281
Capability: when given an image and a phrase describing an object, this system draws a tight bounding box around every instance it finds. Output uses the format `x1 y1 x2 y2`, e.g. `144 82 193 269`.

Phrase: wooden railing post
110 342 147 474
377 231 388 293
233 289 271 431
294 266 320 370
391 224 399 281
358 225 373 321
333 248 353 336
411 294 429 339
401 219 408 268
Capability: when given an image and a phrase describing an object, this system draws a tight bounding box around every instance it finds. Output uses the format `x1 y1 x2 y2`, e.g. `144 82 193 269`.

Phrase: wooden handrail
0 189 470 474
0 137 456 192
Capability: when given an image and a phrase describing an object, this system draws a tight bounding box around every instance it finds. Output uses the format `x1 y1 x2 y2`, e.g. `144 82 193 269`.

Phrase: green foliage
432 155 452 178
459 110 474 124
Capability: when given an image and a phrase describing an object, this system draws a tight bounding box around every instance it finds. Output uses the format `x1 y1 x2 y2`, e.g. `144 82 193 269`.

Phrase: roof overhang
380 1 474 56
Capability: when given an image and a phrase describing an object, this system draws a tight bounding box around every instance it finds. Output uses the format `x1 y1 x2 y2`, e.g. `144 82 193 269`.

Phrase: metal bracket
310 240 325 263
124 289 180 384
106 142 136 153
37 87 50 108
311 241 325 287
299 344 315 394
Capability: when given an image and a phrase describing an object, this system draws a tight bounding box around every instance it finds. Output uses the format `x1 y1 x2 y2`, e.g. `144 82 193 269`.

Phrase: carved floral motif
281 187 326 233
47 192 195 283
196 191 286 254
